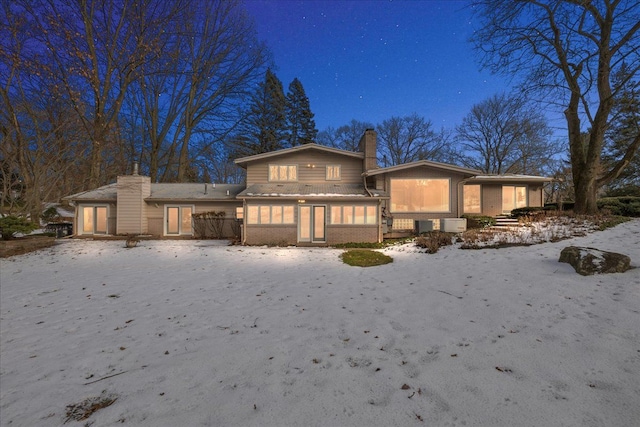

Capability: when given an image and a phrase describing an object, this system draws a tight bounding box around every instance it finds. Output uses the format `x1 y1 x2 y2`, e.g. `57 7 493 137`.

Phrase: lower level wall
326 225 378 244
244 225 297 246
244 224 379 246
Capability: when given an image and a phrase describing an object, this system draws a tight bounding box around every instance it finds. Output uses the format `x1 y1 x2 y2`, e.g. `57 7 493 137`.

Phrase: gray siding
116 175 151 235
246 151 364 185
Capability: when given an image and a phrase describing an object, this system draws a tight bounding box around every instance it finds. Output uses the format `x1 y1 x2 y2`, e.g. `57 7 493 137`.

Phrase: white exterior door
298 205 326 243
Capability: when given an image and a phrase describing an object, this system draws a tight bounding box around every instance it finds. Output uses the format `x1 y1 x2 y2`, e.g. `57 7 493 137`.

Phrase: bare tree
456 94 557 174
376 114 449 167
126 0 268 182
1 2 88 219
472 0 640 213
13 0 178 188
316 120 375 151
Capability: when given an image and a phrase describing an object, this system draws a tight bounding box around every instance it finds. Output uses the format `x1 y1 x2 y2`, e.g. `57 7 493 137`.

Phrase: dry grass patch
64 392 118 423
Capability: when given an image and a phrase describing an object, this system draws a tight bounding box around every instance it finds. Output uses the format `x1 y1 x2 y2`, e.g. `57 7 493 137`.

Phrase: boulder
559 246 632 276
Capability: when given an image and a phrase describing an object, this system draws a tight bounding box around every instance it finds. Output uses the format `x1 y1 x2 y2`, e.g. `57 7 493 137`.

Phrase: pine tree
602 64 640 192
285 78 318 146
240 69 287 155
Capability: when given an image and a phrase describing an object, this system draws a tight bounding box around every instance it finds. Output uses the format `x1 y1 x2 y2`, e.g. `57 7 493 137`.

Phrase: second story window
326 165 341 180
269 164 297 181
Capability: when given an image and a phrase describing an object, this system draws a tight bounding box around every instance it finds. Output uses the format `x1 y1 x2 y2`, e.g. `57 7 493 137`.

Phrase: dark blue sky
243 0 516 132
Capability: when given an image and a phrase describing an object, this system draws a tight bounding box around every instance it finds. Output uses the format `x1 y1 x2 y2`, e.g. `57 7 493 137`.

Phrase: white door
298 205 326 243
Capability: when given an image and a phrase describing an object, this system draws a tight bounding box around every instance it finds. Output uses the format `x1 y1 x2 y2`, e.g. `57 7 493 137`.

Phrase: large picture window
463 185 481 214
269 165 297 181
390 179 450 213
247 205 295 224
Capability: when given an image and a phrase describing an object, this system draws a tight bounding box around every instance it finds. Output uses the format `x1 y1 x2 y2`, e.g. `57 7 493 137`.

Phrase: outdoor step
494 217 520 227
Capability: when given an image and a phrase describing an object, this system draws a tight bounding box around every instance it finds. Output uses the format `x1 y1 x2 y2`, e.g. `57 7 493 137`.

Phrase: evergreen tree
285 78 318 146
603 64 640 192
239 69 287 155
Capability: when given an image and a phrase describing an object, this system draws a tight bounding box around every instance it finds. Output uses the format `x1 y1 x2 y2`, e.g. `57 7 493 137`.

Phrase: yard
1 220 639 426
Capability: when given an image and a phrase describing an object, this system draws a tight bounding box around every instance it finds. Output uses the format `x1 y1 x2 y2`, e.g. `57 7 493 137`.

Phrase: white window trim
78 204 109 235
326 164 341 181
330 205 377 225
247 204 295 225
164 204 195 236
268 164 298 182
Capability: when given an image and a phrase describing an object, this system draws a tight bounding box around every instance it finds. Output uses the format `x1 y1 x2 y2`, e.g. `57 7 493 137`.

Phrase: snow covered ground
1 220 639 427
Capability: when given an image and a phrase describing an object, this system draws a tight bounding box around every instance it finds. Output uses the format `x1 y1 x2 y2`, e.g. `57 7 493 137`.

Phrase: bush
461 214 496 229
597 197 640 217
545 201 575 211
415 231 454 254
41 206 60 223
510 206 545 219
0 216 38 240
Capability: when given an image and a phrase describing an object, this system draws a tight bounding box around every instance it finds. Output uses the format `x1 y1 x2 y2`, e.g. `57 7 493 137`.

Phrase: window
166 205 193 235
81 205 108 234
247 205 295 224
390 179 450 213
330 205 377 224
269 164 297 181
463 185 481 214
326 165 341 180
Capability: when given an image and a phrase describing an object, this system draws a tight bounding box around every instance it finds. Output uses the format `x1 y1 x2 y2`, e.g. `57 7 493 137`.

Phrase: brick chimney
358 129 378 172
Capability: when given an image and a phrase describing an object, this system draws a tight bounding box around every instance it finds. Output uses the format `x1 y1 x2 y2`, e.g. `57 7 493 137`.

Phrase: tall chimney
358 129 378 171
133 162 139 175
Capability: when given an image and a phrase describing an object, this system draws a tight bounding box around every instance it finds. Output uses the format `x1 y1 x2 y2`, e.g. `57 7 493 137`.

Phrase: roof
145 183 245 201
237 183 387 198
364 160 481 177
234 143 364 167
467 174 554 183
62 183 118 202
63 182 245 202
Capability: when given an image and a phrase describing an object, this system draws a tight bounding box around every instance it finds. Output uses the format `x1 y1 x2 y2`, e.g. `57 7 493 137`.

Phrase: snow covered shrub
415 231 454 253
0 216 38 240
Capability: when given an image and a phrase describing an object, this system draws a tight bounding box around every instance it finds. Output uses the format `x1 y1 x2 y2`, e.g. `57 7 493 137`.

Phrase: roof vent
133 162 139 175
226 190 230 196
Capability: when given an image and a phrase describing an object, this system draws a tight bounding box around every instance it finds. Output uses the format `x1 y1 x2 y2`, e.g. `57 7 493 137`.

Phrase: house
63 130 552 245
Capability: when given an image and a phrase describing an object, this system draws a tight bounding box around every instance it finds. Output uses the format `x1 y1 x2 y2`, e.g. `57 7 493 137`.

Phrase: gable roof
365 160 481 177
237 183 386 198
62 183 118 202
63 182 244 202
234 143 364 167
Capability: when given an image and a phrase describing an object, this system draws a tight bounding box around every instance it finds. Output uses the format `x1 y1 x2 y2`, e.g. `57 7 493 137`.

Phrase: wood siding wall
116 175 151 235
246 151 364 185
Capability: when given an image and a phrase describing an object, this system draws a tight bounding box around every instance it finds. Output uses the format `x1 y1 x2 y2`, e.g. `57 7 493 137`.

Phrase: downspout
242 199 247 245
363 173 383 243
